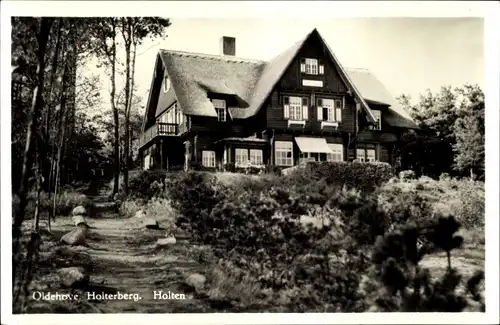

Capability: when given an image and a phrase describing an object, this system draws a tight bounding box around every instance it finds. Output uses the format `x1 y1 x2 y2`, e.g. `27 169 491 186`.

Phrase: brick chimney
220 36 236 56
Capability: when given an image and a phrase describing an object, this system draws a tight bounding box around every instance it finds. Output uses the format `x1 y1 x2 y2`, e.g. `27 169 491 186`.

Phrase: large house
139 28 418 171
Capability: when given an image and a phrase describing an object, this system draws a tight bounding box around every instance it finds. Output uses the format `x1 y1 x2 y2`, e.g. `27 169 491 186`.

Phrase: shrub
399 170 416 181
119 199 143 217
366 215 484 312
126 169 167 200
24 190 94 218
289 161 394 192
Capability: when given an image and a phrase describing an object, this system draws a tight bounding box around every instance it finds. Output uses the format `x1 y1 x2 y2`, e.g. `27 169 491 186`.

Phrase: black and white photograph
1 1 499 324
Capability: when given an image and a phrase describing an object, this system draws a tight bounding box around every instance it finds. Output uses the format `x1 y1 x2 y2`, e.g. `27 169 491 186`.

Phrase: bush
289 161 394 192
125 169 168 200
399 170 416 181
24 190 94 218
365 215 484 312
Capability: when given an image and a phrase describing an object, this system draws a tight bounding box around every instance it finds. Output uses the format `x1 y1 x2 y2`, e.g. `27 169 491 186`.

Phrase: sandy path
35 211 214 313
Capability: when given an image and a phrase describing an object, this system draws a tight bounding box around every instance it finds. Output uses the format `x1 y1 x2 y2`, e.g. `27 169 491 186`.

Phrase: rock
57 267 89 288
134 210 147 219
184 273 206 291
72 215 87 227
144 218 159 229
156 237 176 248
72 206 87 216
60 225 88 246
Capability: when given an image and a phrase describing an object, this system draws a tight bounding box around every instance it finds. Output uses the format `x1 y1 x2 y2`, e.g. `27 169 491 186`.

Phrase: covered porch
212 137 270 169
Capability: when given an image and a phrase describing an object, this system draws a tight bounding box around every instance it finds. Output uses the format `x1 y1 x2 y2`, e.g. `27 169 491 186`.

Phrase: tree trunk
46 19 63 196
122 19 132 196
12 16 53 298
110 20 120 196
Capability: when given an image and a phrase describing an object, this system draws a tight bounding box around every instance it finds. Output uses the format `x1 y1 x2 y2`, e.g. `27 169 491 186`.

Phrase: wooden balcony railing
139 122 178 148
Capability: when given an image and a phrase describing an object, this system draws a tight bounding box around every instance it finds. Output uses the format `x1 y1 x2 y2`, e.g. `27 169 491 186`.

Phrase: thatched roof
155 28 416 129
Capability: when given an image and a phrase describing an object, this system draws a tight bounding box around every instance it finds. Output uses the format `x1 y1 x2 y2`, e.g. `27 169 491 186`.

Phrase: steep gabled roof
159 50 265 118
345 68 419 129
149 28 416 129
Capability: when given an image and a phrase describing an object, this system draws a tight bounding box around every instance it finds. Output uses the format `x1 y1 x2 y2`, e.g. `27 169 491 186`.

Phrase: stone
72 215 87 227
156 237 176 248
134 210 147 219
60 224 88 246
144 218 159 229
184 273 206 291
72 206 87 216
57 267 89 288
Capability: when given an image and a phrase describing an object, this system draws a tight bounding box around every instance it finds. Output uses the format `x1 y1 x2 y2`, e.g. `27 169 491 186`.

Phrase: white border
1 1 499 324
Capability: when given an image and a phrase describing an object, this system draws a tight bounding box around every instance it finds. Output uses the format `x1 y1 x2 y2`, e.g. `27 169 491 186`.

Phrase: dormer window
163 75 171 92
300 58 324 75
212 99 227 122
369 110 382 130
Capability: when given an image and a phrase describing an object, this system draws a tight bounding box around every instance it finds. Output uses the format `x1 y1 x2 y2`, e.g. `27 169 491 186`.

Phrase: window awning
294 137 334 154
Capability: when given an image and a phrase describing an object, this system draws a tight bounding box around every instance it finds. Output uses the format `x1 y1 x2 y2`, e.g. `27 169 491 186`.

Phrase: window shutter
317 99 323 121
302 97 308 120
283 96 289 119
336 107 342 122
342 96 346 109
319 59 324 75
300 59 306 73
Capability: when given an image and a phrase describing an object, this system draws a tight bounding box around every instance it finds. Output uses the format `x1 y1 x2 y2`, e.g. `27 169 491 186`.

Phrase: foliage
23 190 94 218
123 169 168 200
288 161 394 192
365 215 484 312
377 176 484 230
396 85 484 179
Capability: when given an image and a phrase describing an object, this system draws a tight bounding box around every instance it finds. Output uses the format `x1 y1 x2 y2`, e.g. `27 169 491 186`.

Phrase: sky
85 17 484 111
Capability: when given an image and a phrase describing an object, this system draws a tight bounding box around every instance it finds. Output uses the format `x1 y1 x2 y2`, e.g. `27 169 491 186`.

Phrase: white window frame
249 149 263 165
202 150 216 167
370 110 382 130
275 141 293 166
164 76 171 92
305 58 318 75
318 98 342 122
366 149 377 162
217 107 226 122
327 144 344 162
235 148 248 166
289 96 303 121
356 149 366 162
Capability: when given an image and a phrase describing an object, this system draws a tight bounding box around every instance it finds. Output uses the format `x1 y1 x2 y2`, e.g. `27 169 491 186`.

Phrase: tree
119 17 171 195
396 84 484 179
452 85 485 180
12 17 54 309
87 18 121 195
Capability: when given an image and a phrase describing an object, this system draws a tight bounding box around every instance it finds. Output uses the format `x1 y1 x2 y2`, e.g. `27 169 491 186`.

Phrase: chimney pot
220 36 236 56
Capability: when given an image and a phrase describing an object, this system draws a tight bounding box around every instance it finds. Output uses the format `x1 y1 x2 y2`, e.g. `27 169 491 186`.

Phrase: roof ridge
160 49 265 64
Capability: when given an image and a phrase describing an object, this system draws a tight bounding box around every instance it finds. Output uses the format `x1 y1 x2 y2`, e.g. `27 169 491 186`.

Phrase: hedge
288 161 394 192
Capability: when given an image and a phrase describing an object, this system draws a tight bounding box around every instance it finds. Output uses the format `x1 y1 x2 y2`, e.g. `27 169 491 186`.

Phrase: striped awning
294 137 333 154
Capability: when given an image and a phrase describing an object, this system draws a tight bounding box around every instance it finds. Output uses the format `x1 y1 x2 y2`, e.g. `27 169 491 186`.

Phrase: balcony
139 122 178 148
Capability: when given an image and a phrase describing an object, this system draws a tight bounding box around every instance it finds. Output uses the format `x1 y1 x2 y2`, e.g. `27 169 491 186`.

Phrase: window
369 110 382 130
283 96 308 121
163 76 171 92
300 58 318 75
250 149 263 165
356 149 366 162
327 144 343 162
275 141 293 166
217 108 226 122
317 98 342 122
202 151 216 167
367 149 376 162
235 148 248 166
356 147 378 162
212 99 227 122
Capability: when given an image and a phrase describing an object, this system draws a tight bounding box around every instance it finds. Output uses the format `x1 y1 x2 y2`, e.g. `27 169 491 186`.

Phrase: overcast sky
86 17 484 111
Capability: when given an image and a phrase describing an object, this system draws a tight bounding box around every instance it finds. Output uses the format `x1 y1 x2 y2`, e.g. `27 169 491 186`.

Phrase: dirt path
39 211 215 313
